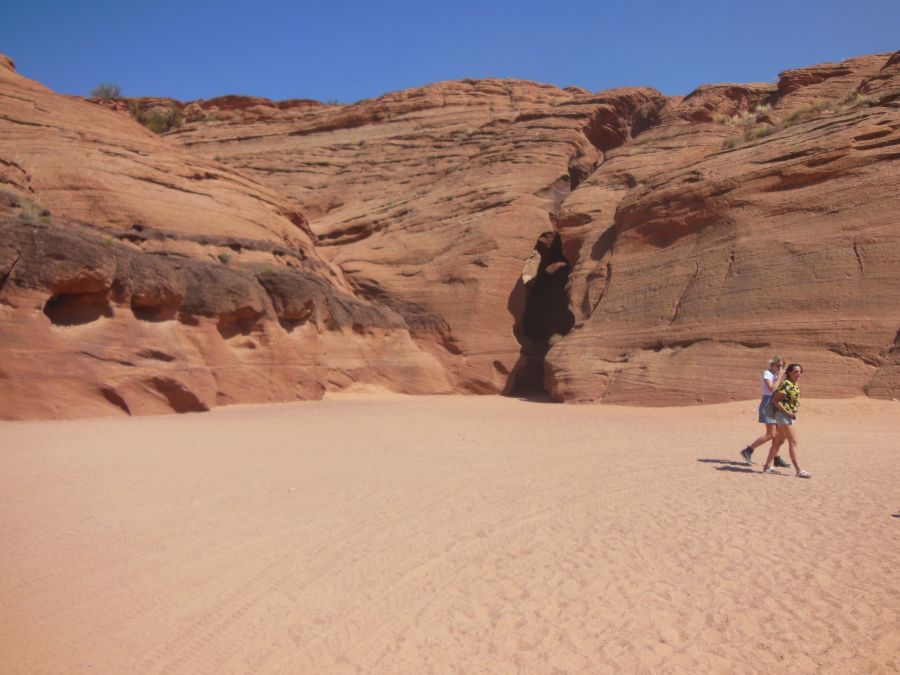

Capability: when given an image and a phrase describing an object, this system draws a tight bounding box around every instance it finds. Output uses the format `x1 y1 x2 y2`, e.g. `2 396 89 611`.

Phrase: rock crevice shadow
505 231 575 398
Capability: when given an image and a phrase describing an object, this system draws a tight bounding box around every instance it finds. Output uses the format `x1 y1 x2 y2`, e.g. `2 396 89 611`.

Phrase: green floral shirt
778 379 800 415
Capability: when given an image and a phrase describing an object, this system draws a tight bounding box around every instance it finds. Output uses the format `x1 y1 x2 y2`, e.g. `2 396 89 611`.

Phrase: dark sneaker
740 447 753 464
774 456 791 468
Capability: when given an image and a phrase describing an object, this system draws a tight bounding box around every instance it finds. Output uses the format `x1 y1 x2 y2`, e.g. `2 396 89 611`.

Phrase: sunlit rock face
169 79 666 394
2 50 898 418
0 58 447 420
172 52 900 405
546 52 900 404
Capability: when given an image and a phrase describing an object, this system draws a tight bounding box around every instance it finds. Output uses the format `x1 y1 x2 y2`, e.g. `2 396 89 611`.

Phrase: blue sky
3 0 898 102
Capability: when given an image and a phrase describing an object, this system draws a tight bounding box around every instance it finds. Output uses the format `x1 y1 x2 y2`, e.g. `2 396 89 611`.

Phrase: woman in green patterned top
763 364 811 478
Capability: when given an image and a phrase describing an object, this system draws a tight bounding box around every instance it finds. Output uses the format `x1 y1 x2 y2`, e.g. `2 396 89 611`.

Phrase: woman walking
763 364 811 478
740 356 790 467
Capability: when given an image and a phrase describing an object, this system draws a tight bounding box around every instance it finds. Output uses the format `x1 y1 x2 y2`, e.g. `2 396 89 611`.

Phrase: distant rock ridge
1 51 898 418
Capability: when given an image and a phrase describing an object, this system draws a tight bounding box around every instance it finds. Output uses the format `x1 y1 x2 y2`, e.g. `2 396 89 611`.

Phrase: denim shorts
775 410 795 426
758 395 777 424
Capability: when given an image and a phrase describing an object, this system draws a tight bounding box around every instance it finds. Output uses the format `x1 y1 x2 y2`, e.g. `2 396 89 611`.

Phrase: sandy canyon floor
1 395 898 674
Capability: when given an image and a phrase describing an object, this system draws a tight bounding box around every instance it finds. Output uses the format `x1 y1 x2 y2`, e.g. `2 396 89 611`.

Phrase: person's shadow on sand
697 458 756 474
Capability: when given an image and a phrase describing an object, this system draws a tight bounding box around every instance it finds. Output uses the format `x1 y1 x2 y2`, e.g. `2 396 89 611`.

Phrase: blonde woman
763 364 811 478
740 356 790 467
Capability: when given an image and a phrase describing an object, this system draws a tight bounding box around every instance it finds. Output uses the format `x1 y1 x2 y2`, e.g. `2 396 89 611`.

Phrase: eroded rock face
168 53 899 405
546 52 900 404
169 80 665 393
2 50 898 417
0 213 452 419
0 60 448 419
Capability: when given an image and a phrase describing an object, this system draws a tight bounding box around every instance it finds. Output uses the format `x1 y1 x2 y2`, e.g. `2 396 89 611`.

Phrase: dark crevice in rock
217 309 263 339
852 240 865 274
648 338 713 352
582 225 618 319
44 290 113 326
278 314 312 333
733 340 771 349
568 160 597 191
317 221 388 246
137 349 176 362
150 377 209 413
178 312 200 326
130 174 209 197
506 231 575 398
78 350 134 367
131 290 181 322
670 262 700 324
827 344 883 367
99 386 131 415
0 252 20 294
440 333 464 355
132 303 178 322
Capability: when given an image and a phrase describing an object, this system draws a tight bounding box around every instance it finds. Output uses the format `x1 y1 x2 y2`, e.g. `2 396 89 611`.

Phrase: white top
761 369 779 395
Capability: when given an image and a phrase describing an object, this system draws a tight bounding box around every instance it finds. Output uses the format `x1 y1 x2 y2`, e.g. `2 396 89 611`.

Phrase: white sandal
796 470 812 479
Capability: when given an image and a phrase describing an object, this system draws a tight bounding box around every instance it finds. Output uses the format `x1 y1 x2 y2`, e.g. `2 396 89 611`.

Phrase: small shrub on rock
779 100 835 127
129 102 184 134
91 83 122 99
10 194 52 224
749 125 775 140
145 108 183 134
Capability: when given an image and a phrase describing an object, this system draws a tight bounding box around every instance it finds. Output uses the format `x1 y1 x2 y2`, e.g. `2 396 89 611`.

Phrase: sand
1 395 898 674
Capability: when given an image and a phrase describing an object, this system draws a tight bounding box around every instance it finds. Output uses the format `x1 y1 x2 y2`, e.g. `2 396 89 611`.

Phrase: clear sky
3 0 898 103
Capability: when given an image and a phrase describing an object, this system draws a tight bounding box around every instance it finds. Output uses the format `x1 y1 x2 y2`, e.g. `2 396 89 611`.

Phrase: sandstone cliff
168 52 900 405
1 50 898 418
0 57 447 419
168 81 666 393
548 53 900 403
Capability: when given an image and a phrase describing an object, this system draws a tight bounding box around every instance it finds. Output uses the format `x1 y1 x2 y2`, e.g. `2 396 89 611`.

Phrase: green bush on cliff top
91 83 122 99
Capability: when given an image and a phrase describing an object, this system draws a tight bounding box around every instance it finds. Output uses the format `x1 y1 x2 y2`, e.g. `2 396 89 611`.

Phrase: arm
765 366 785 394
772 390 795 419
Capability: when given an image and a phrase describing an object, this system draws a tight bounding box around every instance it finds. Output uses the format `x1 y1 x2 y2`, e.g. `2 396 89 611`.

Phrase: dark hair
786 363 802 374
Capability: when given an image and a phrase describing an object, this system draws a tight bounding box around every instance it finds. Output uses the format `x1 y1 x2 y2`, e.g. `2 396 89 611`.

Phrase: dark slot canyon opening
505 231 575 399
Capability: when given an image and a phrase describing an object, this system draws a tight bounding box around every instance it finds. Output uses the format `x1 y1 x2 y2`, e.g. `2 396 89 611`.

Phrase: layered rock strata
548 53 900 403
169 81 665 393
0 56 445 419
2 50 898 417
168 52 900 404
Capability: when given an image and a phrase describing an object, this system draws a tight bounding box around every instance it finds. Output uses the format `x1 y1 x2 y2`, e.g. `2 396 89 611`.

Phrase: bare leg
763 428 786 470
781 424 801 474
748 423 777 450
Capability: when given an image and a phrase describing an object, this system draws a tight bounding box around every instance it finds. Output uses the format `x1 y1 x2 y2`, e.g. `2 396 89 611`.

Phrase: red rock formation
2 50 897 417
168 53 898 405
547 52 900 404
169 80 665 393
0 59 446 419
